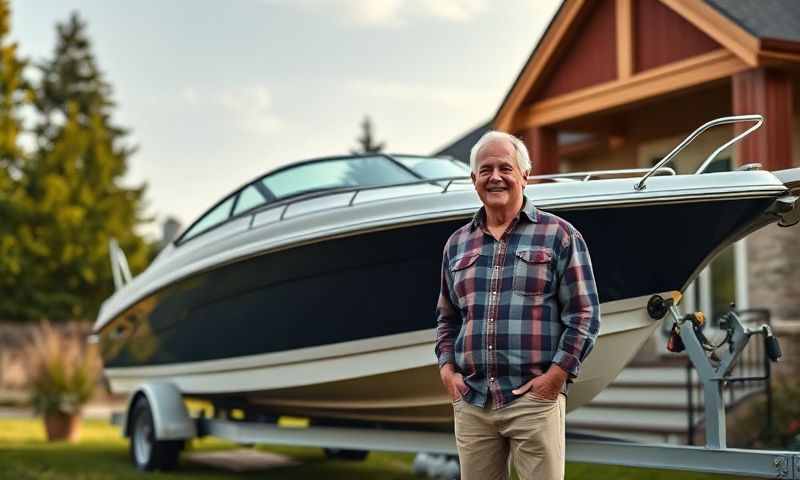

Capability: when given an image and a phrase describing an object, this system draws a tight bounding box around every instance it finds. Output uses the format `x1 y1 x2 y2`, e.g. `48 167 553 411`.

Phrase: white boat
94 116 800 427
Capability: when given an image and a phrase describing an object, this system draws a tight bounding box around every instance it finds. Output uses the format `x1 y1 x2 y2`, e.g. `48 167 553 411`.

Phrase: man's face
471 139 529 210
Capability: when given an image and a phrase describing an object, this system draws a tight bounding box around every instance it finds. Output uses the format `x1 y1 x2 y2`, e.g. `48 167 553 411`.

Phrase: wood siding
733 69 794 170
634 0 720 73
531 0 617 102
522 126 559 176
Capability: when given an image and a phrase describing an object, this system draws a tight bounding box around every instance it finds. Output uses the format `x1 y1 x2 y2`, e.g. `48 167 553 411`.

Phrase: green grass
0 418 749 479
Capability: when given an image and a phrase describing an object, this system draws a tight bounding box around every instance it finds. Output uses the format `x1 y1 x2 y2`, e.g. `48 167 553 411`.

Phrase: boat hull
105 294 661 423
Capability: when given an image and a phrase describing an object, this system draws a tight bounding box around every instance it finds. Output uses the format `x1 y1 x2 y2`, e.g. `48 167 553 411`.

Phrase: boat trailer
116 296 799 477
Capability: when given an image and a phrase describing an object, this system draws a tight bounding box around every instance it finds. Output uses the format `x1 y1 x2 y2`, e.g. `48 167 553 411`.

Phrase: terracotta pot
43 412 81 442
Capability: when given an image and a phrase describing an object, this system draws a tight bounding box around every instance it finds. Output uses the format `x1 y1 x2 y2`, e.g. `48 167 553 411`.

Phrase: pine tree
5 12 151 321
0 0 32 318
352 115 386 154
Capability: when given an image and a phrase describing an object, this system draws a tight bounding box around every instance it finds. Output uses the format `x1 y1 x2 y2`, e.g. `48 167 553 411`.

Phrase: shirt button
490 377 495 382
489 318 494 322
488 345 493 350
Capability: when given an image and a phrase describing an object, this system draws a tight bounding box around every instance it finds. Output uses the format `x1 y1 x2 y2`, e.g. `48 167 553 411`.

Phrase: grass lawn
0 417 750 479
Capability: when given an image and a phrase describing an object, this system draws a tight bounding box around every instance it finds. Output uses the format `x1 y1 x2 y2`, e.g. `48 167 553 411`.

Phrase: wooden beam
732 69 794 170
759 50 800 66
616 0 633 79
514 50 748 129
659 0 759 66
494 0 586 132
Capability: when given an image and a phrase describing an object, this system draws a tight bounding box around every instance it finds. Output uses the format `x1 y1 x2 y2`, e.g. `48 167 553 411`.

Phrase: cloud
219 86 283 135
348 78 497 110
268 0 489 27
179 84 283 135
414 0 487 22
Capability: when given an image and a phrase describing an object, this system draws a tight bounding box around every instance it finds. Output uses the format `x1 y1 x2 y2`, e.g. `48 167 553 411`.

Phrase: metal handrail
261 166 687 220
109 238 132 290
634 114 764 191
252 166 687 225
530 167 676 182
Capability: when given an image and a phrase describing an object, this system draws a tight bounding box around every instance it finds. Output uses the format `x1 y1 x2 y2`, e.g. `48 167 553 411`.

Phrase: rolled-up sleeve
435 246 461 369
553 229 600 378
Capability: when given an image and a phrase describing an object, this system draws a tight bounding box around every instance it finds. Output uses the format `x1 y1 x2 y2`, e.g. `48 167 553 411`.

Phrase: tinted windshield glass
233 185 267 215
182 195 235 241
394 156 470 179
261 156 419 199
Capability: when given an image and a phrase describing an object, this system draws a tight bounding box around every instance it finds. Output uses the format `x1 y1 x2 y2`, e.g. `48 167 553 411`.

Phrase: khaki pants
453 393 566 480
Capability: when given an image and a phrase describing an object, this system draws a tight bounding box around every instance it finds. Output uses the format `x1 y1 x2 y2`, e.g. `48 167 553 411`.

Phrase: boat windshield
261 155 419 200
178 155 470 244
393 155 470 179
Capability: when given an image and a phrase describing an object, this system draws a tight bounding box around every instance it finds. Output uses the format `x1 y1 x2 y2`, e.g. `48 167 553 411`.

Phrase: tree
351 115 386 154
0 0 32 317
1 11 151 321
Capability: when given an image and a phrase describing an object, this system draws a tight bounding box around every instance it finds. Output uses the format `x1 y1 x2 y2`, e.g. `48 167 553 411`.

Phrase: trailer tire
129 397 183 471
323 448 369 461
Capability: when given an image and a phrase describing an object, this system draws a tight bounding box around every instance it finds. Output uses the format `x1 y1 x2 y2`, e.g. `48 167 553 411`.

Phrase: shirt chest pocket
513 247 554 297
449 249 481 302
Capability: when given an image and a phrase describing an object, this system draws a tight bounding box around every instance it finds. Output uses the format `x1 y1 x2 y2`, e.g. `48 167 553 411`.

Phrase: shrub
26 321 101 416
731 375 800 450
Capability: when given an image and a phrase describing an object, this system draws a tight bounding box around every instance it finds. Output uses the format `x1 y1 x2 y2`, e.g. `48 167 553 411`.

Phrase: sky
12 0 561 239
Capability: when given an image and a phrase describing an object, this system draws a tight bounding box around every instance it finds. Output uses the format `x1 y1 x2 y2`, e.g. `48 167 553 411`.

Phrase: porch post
522 126 559 175
732 68 794 170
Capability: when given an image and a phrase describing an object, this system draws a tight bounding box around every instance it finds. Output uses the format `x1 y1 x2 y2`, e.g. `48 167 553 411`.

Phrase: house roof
492 0 800 132
706 0 800 43
433 121 491 164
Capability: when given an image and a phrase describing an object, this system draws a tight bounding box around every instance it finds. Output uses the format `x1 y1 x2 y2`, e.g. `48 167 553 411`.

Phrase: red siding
532 0 617 102
521 126 558 175
733 69 794 170
634 0 720 72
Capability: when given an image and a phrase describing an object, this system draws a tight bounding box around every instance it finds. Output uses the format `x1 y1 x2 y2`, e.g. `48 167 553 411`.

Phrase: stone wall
747 224 800 376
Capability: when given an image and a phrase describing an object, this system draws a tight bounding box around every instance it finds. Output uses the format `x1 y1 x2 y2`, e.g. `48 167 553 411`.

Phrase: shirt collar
471 196 538 231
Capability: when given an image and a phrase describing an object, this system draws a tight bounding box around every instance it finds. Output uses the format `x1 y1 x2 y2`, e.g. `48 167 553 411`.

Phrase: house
438 0 800 442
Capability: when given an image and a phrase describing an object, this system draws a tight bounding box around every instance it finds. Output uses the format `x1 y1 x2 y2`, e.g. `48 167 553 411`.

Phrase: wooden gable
532 0 618 102
634 0 721 72
494 0 768 133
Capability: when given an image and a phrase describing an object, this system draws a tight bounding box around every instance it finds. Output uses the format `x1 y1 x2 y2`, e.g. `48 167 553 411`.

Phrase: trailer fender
123 382 196 441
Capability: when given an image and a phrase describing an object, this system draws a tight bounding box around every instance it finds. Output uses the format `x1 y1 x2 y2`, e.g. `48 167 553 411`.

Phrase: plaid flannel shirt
435 197 600 409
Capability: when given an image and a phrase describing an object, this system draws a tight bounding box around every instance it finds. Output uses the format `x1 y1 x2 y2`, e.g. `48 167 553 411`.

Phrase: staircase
567 358 766 444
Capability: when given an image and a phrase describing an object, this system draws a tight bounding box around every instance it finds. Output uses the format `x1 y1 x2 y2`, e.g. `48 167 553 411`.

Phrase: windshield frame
174 153 469 246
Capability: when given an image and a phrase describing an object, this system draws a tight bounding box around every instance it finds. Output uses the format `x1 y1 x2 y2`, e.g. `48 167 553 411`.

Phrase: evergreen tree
352 115 386 154
0 0 32 317
4 11 151 321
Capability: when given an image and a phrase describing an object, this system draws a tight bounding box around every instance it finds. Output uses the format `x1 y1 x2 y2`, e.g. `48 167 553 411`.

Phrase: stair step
566 427 687 445
566 407 690 433
588 385 764 410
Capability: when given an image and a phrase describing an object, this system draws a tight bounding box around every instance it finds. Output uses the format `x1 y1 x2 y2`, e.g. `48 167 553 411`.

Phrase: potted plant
26 321 101 442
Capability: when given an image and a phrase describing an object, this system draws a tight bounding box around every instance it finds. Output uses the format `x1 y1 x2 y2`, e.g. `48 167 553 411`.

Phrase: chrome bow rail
634 114 764 191
529 167 676 183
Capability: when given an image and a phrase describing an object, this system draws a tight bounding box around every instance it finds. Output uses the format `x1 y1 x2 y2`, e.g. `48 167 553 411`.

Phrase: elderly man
435 131 600 479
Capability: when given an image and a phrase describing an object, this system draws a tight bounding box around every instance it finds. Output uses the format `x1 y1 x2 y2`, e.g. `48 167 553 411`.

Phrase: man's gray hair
469 131 531 174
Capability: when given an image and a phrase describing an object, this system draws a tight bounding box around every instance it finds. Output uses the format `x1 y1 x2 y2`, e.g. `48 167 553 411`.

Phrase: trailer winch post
669 305 776 450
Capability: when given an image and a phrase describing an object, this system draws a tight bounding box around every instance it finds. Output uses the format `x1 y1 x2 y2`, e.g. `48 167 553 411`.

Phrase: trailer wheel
323 448 369 461
129 397 183 471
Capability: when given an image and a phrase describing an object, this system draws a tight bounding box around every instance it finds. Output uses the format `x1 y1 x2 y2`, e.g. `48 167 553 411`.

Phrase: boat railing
528 167 676 183
249 112 767 225
635 114 764 191
268 166 682 221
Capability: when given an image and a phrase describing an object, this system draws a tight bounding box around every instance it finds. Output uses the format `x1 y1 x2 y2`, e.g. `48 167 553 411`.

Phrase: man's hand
440 364 469 401
511 364 568 400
